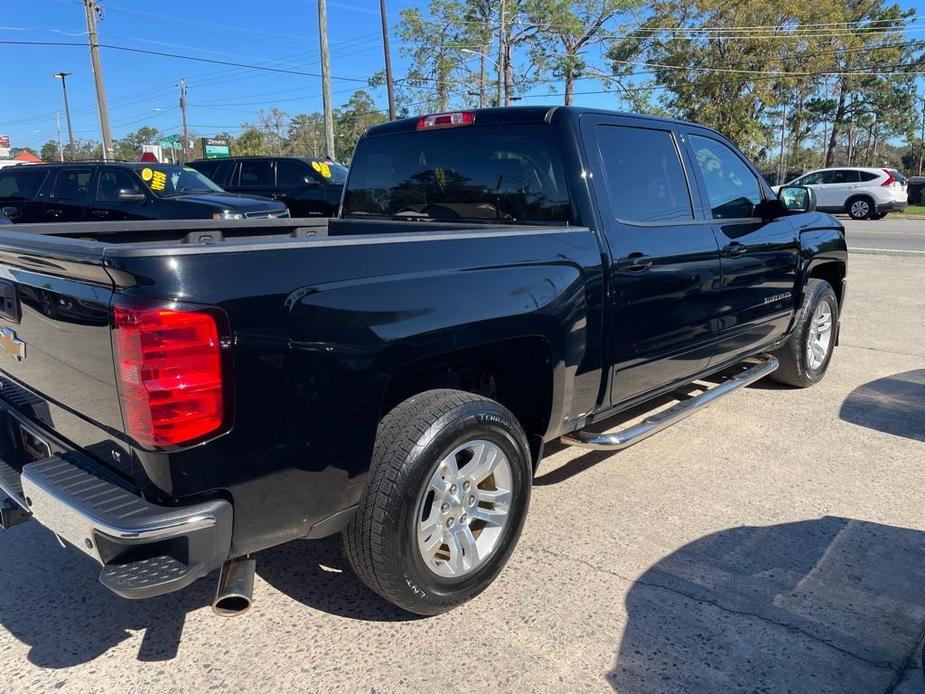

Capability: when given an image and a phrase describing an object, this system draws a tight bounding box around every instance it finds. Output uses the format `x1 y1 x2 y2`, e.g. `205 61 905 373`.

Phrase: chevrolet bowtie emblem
0 327 25 362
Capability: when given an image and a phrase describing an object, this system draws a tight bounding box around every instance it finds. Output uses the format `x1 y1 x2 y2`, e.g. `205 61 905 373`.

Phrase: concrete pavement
0 254 923 693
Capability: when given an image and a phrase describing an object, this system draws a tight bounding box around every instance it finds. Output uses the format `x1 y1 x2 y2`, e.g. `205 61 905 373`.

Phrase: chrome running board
560 356 779 451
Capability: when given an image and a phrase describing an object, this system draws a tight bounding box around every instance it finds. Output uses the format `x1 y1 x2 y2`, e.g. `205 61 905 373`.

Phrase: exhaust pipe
212 555 255 617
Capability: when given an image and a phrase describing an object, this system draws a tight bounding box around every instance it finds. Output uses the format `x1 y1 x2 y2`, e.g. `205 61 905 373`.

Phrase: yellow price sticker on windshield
141 167 153 181
150 170 167 191
312 161 333 179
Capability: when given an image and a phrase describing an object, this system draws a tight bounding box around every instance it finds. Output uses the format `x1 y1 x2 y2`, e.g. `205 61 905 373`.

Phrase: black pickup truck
0 107 845 616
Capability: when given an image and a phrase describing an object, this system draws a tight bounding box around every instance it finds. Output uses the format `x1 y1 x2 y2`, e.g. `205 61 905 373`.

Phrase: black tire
846 196 875 220
871 211 888 220
770 278 839 388
343 389 532 616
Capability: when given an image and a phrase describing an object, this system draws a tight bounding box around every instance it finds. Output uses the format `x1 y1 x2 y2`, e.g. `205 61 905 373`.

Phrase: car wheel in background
847 196 874 220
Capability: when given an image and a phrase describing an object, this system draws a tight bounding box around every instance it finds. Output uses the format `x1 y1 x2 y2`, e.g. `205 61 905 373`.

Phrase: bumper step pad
100 555 202 599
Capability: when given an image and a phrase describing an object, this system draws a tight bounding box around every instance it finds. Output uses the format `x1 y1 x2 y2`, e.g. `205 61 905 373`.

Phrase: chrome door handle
722 242 748 257
46 209 62 218
91 210 109 218
616 253 653 272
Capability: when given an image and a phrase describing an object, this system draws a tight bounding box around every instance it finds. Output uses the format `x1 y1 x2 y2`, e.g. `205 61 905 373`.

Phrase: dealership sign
201 137 230 159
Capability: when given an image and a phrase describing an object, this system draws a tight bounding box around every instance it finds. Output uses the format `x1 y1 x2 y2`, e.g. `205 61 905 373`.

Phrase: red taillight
112 302 232 449
881 169 896 187
416 111 476 130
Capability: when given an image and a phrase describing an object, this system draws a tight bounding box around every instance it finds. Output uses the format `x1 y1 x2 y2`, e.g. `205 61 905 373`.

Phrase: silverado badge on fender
0 327 25 362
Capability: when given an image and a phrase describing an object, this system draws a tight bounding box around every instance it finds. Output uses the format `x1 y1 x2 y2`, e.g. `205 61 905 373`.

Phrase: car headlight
212 211 244 221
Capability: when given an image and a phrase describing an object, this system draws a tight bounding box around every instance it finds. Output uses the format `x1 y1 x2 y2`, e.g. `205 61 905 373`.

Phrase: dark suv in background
189 156 347 217
0 162 289 223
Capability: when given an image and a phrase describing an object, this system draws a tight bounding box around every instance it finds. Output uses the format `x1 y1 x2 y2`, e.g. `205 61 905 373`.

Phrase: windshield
342 124 573 223
312 160 348 185
138 165 224 196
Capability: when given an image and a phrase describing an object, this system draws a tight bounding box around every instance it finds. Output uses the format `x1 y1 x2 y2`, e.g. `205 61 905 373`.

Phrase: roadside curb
848 247 925 256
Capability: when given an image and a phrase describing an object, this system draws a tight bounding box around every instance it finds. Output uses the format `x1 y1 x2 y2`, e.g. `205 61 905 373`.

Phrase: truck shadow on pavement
609 517 925 693
0 523 212 667
256 535 420 622
839 369 925 442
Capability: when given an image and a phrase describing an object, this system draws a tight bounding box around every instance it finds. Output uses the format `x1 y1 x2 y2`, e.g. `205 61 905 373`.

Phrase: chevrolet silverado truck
0 107 846 616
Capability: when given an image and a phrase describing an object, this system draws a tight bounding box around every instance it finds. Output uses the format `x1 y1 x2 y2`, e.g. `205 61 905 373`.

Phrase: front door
275 159 324 216
581 115 722 405
91 167 149 220
234 159 276 201
681 131 800 365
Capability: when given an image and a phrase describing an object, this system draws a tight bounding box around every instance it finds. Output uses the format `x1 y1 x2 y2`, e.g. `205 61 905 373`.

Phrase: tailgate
0 235 127 476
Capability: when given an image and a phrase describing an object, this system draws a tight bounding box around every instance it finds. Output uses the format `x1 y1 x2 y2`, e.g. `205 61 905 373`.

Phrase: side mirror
117 189 146 203
777 185 816 213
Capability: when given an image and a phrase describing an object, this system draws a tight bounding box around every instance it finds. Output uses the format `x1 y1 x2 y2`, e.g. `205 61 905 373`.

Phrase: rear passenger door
817 169 860 210
235 159 276 199
681 130 799 365
581 115 722 404
45 167 93 222
91 167 149 220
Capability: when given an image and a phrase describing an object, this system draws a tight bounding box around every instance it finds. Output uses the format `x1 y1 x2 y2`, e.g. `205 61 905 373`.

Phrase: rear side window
822 170 860 184
239 160 273 186
0 168 49 201
52 168 92 203
888 169 906 183
689 135 762 219
595 125 692 223
858 171 880 182
276 159 310 187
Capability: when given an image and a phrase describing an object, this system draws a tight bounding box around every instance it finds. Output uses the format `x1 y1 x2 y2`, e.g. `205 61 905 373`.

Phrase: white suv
775 167 907 220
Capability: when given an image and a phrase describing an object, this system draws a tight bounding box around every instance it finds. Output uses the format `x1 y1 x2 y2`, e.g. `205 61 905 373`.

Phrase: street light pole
53 72 76 159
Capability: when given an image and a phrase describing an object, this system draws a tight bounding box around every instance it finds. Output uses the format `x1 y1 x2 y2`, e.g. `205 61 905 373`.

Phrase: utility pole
53 72 75 159
497 0 505 107
179 80 190 164
379 0 395 120
55 112 64 162
919 97 925 177
777 99 787 185
317 0 335 160
83 0 114 161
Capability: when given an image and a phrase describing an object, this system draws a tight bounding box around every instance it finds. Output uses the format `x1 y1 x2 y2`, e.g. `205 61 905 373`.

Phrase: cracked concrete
0 253 923 692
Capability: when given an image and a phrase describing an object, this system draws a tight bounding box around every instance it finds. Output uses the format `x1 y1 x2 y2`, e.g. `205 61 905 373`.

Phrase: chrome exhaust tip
212 555 255 617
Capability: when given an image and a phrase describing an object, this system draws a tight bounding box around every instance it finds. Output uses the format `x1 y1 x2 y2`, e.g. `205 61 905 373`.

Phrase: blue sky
2 0 924 152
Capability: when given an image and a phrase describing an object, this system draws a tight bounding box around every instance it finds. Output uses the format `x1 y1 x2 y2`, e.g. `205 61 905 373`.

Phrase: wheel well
809 262 846 305
380 338 553 465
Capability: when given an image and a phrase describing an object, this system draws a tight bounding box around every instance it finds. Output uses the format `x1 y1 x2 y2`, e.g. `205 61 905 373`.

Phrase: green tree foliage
234 127 268 156
525 0 639 105
334 90 388 162
112 126 160 161
40 141 61 162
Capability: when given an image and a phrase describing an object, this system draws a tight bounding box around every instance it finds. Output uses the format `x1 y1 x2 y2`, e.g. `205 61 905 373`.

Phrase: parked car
773 167 907 220
0 107 845 617
0 162 289 223
188 156 346 217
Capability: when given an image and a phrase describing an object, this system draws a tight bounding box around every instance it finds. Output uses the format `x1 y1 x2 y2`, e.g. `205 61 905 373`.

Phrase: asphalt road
0 254 924 693
842 216 925 254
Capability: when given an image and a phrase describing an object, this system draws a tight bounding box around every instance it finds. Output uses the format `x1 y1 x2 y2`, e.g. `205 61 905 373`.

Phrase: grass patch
901 204 925 215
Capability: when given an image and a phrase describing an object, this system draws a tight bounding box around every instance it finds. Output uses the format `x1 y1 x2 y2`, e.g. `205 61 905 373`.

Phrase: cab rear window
343 124 573 223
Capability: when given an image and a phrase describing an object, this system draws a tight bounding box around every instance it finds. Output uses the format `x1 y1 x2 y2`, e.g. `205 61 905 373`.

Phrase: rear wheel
770 278 838 388
847 196 874 220
344 389 532 615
